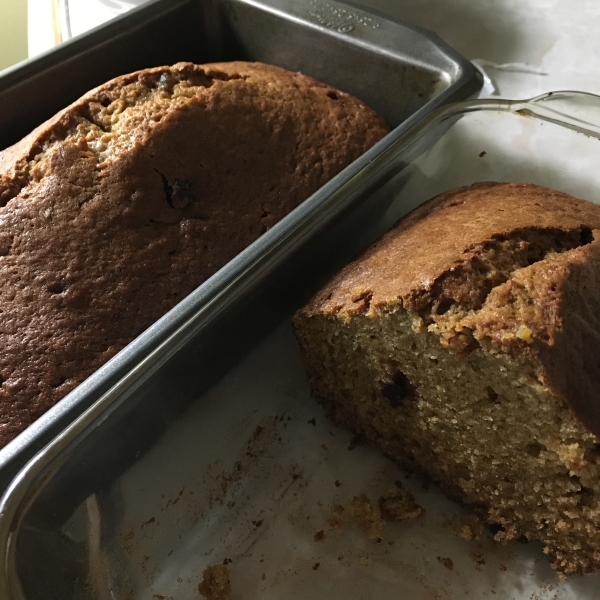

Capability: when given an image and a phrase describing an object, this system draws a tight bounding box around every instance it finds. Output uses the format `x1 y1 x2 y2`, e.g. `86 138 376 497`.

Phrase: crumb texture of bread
327 494 385 539
198 564 231 600
0 61 389 447
378 488 423 523
293 182 600 575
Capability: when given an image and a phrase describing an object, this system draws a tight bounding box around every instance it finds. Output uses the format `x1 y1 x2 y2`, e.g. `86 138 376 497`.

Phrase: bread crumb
558 572 567 584
141 517 156 528
314 529 326 542
327 494 384 539
471 551 486 570
378 489 423 522
198 564 231 600
493 524 519 543
458 514 484 541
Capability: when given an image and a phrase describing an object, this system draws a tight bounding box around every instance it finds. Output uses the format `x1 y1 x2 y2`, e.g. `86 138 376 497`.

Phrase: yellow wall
0 0 28 72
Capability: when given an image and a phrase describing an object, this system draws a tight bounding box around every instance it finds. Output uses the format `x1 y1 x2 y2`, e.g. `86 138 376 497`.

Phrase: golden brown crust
300 182 600 316
0 61 389 447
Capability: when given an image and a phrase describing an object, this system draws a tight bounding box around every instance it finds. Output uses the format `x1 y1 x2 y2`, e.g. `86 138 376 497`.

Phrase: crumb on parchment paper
471 550 486 571
458 514 484 541
314 529 326 542
327 494 385 539
198 564 231 600
378 488 424 523
326 490 424 541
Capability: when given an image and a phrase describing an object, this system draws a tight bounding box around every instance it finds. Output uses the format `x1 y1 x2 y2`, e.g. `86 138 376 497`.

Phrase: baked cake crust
0 61 389 447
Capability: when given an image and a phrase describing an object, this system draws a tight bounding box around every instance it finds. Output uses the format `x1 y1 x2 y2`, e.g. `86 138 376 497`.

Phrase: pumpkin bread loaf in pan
293 182 600 575
0 60 389 447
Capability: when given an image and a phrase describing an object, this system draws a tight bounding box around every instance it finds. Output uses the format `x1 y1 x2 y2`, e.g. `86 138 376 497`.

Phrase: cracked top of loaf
0 61 389 447
297 182 600 437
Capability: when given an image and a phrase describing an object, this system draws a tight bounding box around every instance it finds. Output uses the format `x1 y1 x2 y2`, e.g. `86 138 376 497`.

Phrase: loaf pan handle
511 90 600 139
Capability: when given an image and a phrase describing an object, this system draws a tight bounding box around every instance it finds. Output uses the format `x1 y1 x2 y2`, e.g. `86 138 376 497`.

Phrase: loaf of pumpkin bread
0 61 389 447
293 182 600 575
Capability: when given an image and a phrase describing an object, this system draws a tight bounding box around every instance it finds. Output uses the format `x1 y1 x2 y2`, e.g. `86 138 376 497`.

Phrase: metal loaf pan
0 0 480 492
3 92 600 600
